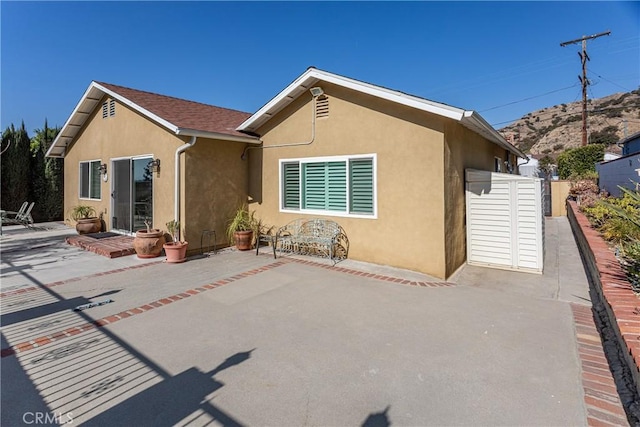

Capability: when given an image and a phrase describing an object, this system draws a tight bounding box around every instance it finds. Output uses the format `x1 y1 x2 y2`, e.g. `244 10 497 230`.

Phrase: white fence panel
466 169 544 273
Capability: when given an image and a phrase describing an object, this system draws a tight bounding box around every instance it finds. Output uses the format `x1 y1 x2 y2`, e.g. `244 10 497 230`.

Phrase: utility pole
560 30 611 146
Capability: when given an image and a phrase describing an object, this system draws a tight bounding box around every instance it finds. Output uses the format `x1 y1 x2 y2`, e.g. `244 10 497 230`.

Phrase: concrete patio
0 219 630 426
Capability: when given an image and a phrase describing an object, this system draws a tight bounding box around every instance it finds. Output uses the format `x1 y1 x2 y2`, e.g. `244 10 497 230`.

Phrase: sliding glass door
111 157 153 234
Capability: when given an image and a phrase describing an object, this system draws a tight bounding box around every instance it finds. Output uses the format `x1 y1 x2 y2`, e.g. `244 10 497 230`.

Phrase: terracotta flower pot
76 217 102 235
133 229 165 258
234 230 253 251
163 241 188 263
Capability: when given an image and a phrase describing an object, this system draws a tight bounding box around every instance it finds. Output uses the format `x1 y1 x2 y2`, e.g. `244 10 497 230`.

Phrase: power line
588 68 636 92
491 104 635 128
479 84 579 112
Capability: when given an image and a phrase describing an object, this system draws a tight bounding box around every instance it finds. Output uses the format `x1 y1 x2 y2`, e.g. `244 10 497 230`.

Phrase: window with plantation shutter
282 162 300 209
349 158 374 214
280 154 376 218
302 162 346 211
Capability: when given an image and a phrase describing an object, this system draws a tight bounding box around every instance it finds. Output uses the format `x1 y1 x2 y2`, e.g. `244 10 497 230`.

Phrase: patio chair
2 202 28 221
2 202 34 228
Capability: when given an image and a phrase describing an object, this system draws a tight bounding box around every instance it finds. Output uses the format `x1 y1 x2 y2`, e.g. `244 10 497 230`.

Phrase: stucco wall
184 140 249 250
249 83 450 278
443 122 515 277
63 96 185 233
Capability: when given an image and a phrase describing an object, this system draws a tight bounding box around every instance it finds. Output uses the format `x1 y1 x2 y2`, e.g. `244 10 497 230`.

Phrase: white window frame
494 157 502 173
110 154 155 235
279 153 377 219
79 159 102 200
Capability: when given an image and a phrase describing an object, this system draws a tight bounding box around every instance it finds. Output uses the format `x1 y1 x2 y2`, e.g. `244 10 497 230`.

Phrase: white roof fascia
461 111 527 159
46 81 181 158
311 69 465 121
236 69 320 131
92 82 179 133
237 68 466 132
45 83 99 158
175 128 261 144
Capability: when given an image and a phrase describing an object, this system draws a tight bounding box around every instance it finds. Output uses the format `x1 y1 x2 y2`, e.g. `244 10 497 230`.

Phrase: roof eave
237 68 466 134
462 111 527 159
45 82 102 158
175 128 261 144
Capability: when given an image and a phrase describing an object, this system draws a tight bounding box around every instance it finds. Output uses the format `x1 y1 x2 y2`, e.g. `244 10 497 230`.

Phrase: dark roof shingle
96 82 252 138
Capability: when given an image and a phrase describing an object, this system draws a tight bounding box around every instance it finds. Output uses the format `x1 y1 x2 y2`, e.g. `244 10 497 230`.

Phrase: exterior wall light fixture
147 158 161 174
309 87 324 98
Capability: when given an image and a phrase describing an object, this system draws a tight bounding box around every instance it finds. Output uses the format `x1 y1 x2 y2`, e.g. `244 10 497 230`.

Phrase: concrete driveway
0 220 620 426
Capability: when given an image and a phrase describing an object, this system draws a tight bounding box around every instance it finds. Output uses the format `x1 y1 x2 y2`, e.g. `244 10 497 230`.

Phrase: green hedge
557 144 604 179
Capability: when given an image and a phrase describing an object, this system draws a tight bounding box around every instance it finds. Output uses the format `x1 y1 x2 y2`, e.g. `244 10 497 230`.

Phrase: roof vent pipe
174 135 197 238
241 87 324 159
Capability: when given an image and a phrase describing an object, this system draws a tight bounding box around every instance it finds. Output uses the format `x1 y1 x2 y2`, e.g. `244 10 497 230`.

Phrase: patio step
66 235 136 258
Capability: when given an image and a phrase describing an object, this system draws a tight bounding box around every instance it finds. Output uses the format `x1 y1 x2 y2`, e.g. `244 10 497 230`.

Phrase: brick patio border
286 257 456 288
567 200 640 398
0 260 163 298
1 254 455 358
1 260 289 358
571 303 628 426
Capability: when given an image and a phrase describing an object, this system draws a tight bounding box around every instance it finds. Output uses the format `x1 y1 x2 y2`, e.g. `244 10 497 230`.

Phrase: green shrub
585 187 640 293
620 241 640 293
601 217 640 244
582 203 614 228
557 144 604 179
584 191 640 227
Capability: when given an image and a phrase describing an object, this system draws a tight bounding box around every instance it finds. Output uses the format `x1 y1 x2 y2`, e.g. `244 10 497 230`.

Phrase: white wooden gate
465 169 544 273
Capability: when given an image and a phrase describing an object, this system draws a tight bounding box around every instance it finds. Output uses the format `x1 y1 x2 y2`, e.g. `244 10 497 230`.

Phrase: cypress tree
30 121 48 222
30 120 63 221
1 123 31 212
43 122 63 221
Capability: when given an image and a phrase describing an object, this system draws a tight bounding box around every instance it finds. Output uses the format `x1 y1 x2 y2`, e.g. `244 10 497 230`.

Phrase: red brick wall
567 200 640 397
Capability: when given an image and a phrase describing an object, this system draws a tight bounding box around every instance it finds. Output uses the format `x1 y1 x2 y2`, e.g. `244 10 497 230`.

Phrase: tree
557 144 604 179
1 123 32 212
538 155 555 178
31 120 63 221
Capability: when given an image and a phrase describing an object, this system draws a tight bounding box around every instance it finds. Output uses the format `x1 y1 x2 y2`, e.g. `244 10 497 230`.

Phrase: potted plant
70 205 102 235
163 220 188 263
133 219 165 258
226 205 256 251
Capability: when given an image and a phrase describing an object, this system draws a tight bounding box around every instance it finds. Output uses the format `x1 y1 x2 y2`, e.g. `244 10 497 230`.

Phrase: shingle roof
96 82 252 138
46 81 259 157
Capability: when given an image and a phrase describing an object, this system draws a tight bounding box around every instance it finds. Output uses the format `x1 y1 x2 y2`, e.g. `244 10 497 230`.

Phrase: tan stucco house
45 81 260 247
47 68 526 279
239 68 526 279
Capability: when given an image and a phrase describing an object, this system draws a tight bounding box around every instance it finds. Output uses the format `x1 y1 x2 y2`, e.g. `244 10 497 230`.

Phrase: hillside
499 89 640 156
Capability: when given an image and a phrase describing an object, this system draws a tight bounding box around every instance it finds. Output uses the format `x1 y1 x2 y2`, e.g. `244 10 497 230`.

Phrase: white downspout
175 136 197 238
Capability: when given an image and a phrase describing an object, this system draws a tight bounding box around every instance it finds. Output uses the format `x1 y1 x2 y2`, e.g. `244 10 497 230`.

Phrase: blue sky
2 1 638 134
